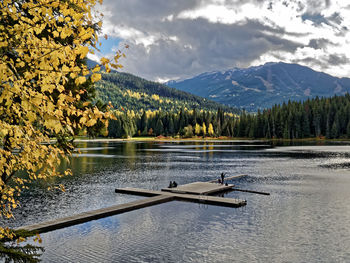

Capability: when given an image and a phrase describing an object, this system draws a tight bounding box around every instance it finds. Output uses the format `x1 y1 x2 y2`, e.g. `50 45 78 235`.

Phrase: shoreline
73 136 350 143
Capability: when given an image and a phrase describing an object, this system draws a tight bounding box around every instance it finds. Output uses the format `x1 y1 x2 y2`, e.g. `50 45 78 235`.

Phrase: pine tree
331 115 339 138
155 118 164 136
140 111 147 133
301 108 311 138
168 117 175 135
346 121 350 138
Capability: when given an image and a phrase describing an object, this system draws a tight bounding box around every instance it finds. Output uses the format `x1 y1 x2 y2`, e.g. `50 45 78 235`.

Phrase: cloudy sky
90 0 350 82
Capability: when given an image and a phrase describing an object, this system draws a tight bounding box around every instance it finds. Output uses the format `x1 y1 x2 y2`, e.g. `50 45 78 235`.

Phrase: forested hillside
107 94 350 139
95 72 237 113
89 60 350 140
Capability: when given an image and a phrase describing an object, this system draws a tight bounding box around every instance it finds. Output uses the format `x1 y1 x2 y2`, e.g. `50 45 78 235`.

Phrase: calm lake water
5 140 350 262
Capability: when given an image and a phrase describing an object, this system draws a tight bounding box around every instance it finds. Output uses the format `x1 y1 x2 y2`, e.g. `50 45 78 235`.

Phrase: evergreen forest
107 94 350 139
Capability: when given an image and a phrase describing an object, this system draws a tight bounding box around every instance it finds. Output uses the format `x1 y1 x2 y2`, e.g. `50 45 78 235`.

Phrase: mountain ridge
94 72 238 113
167 62 350 111
86 58 238 113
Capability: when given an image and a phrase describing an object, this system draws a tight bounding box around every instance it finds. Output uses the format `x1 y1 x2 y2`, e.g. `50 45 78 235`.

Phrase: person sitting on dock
168 181 173 188
168 181 178 188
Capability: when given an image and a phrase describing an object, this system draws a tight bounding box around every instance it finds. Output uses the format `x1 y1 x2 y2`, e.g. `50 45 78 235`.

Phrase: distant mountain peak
167 62 350 111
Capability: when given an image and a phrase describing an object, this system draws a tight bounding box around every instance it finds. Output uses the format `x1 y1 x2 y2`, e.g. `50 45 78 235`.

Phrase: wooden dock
17 195 174 233
17 177 248 234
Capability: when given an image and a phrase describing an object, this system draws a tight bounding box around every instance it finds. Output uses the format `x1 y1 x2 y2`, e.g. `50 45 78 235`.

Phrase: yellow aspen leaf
51 1 59 8
62 64 70 72
92 65 100 72
91 73 101 82
77 46 89 59
18 237 26 243
100 57 109 65
75 76 86 85
80 116 87 124
70 72 77 79
86 119 97 126
27 111 36 122
59 184 66 192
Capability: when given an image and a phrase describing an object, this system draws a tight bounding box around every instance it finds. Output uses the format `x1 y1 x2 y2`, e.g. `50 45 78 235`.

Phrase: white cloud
87 53 101 63
98 0 350 80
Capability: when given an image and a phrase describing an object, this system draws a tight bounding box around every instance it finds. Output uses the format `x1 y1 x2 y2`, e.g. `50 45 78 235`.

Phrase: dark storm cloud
117 17 301 80
292 53 349 71
327 54 349 65
103 0 200 26
328 12 343 24
304 0 331 13
308 38 337 49
292 56 323 67
99 0 349 80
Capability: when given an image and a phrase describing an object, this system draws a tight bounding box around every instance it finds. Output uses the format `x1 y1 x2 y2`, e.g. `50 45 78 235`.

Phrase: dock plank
16 195 174 233
116 187 246 207
161 182 234 195
207 174 248 183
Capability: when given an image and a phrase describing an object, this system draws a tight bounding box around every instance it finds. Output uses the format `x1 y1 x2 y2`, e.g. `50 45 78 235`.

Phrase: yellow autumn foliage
0 0 120 239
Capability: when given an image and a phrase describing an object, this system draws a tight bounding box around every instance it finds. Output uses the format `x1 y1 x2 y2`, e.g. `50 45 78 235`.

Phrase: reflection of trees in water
0 243 44 263
0 230 44 262
123 142 137 170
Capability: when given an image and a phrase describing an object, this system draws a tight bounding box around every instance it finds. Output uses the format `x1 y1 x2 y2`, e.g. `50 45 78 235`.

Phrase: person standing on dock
221 172 225 185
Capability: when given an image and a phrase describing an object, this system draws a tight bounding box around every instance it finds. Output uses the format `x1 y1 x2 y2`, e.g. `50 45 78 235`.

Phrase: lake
5 140 350 262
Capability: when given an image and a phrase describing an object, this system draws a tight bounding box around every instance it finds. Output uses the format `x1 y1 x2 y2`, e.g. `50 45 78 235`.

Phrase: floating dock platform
17 179 247 234
115 186 246 208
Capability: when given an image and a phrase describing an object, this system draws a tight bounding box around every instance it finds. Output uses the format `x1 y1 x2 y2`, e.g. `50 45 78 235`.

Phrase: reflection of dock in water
17 175 255 234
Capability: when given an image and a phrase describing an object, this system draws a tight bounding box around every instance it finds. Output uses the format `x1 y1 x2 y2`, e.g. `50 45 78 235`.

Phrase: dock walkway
17 178 247 234
18 195 173 233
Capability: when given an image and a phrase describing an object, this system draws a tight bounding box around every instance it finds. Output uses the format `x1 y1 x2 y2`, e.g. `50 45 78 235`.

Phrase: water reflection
3 140 350 262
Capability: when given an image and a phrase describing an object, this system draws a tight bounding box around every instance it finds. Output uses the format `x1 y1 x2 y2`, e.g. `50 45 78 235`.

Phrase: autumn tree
202 122 206 137
194 123 201 136
208 123 214 136
0 0 120 241
183 125 193 138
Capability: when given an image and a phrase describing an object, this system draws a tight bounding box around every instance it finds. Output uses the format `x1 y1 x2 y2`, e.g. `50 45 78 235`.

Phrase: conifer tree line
108 108 234 138
107 94 350 139
240 94 350 139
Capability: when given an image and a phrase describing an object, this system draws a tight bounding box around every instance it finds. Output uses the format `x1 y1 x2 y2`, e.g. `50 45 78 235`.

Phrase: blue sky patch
98 36 122 55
